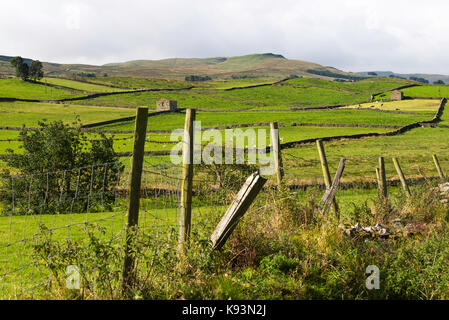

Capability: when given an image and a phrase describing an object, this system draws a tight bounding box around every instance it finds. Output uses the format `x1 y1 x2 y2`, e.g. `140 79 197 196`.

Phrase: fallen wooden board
319 158 346 215
211 171 267 250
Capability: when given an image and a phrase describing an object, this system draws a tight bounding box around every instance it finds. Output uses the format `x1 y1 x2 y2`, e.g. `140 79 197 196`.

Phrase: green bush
0 118 123 215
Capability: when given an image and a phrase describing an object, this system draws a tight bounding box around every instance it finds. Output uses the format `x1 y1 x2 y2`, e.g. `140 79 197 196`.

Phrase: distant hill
0 53 367 81
0 55 34 75
358 71 449 84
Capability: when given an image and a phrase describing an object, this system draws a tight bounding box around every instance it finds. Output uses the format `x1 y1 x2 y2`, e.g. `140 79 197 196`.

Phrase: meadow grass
345 99 440 113
282 126 449 181
0 79 83 100
73 86 370 109
283 77 411 93
40 78 124 93
81 76 194 90
203 78 279 89
97 109 430 132
73 77 415 110
0 101 134 128
401 85 449 98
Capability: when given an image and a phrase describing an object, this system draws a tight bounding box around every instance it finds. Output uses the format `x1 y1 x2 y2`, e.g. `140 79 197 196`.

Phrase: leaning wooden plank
211 172 267 250
319 158 346 215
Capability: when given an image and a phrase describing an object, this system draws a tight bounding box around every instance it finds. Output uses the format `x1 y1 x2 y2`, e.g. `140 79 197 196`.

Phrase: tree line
10 56 43 81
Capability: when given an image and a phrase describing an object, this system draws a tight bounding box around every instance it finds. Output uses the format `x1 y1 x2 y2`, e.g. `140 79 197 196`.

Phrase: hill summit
0 53 363 80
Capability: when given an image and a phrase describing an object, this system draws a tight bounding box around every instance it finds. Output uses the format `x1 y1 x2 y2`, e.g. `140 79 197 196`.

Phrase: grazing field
80 76 195 90
203 78 280 89
0 101 135 128
73 77 414 110
282 126 449 182
97 109 430 131
0 79 83 100
345 99 440 113
282 77 411 93
40 78 124 93
401 85 449 98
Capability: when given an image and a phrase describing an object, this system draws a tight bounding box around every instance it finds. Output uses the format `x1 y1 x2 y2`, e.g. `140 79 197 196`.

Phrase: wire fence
0 139 448 299
0 157 131 299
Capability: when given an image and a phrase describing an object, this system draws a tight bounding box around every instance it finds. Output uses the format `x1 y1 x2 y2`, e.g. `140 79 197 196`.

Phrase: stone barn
390 90 404 101
156 98 177 112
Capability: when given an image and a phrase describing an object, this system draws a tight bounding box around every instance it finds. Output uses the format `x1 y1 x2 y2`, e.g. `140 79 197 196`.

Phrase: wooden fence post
392 157 411 198
122 106 148 294
270 122 284 186
178 108 196 254
319 158 346 216
375 167 382 195
432 154 445 180
316 140 339 218
378 157 388 199
211 172 267 250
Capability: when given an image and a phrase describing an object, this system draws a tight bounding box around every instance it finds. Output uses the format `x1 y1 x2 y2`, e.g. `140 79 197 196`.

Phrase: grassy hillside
0 53 368 80
74 77 413 110
359 71 449 85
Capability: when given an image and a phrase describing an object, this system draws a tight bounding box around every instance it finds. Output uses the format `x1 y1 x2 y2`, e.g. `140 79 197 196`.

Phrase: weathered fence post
178 108 196 255
211 172 267 250
432 154 445 180
270 122 284 186
122 106 148 295
319 157 346 216
316 140 339 218
392 157 411 198
378 157 388 199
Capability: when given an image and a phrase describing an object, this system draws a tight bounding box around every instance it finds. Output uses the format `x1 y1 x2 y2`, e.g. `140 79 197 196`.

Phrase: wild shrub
0 119 123 215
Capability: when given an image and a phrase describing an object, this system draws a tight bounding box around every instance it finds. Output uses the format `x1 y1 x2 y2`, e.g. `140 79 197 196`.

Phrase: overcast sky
1 0 448 74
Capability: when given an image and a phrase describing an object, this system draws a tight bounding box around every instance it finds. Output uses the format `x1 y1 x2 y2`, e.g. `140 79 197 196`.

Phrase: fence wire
0 157 131 299
0 145 447 299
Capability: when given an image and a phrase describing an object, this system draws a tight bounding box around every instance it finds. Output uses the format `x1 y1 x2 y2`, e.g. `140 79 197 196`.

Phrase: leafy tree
29 60 44 81
433 80 445 85
10 56 29 80
0 119 124 215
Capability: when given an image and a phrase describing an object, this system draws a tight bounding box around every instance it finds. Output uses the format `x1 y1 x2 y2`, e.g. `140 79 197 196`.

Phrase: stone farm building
156 98 178 112
390 90 404 101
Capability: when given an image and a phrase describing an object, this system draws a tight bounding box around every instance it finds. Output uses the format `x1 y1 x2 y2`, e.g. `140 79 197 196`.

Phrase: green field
345 99 441 113
282 126 449 182
401 85 449 98
41 78 124 93
0 79 83 100
80 76 195 90
1 75 449 300
98 109 430 131
0 101 135 128
73 77 414 110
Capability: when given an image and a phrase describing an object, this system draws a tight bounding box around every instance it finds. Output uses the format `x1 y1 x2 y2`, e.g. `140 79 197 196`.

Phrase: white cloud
0 0 448 73
65 3 81 31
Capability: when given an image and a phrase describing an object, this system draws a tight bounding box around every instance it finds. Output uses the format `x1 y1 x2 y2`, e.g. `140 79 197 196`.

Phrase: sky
1 0 448 74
